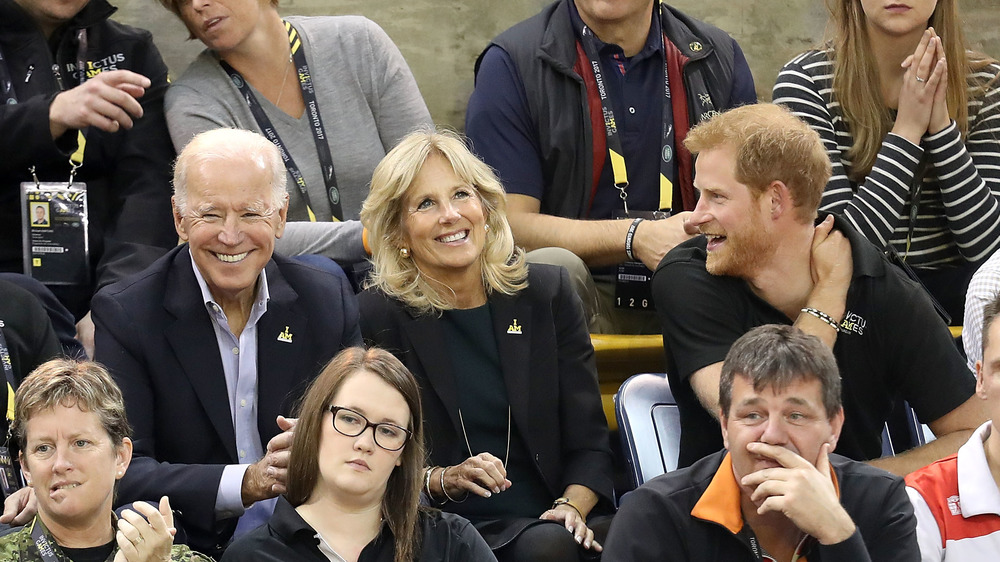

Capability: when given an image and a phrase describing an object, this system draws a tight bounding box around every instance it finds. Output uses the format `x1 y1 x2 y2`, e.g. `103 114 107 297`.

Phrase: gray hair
173 128 288 215
720 325 843 419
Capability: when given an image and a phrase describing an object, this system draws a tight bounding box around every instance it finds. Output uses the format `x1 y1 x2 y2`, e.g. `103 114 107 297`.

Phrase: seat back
614 373 681 488
880 400 926 457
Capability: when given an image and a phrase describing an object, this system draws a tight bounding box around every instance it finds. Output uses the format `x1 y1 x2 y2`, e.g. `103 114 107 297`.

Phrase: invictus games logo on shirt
840 311 867 336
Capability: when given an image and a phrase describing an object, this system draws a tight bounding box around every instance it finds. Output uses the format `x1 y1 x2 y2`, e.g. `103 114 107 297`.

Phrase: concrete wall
113 0 1000 130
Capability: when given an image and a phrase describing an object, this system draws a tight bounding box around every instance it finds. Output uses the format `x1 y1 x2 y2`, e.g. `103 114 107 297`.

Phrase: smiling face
177 0 273 54
722 375 843 496
20 404 131 532
174 153 287 307
690 146 774 278
401 153 487 291
314 370 410 506
860 0 938 39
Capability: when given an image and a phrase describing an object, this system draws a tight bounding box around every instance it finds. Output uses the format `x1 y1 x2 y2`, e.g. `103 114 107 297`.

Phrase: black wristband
625 217 644 261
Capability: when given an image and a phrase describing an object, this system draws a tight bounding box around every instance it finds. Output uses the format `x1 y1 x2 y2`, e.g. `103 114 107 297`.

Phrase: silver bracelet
423 466 436 499
800 307 842 332
440 466 467 503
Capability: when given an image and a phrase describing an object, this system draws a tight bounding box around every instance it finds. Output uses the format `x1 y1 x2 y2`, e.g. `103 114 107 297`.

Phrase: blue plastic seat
614 373 681 489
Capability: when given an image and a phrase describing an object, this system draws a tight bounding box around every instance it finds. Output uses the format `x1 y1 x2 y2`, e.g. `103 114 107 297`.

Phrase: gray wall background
113 0 1000 130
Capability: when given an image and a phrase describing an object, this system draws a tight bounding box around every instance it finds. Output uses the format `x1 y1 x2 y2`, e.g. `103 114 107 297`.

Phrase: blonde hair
361 129 527 315
826 0 997 181
684 104 832 222
13 359 131 453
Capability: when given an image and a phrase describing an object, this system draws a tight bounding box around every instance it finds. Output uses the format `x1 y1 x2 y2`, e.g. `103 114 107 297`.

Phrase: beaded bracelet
625 217 644 261
800 307 842 332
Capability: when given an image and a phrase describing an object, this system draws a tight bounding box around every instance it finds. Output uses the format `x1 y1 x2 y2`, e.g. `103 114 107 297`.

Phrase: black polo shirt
221 496 496 561
653 213 975 467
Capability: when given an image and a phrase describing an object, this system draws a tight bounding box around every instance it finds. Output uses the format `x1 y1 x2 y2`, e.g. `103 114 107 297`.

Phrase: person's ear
828 407 845 451
173 197 189 242
720 411 730 450
115 437 133 479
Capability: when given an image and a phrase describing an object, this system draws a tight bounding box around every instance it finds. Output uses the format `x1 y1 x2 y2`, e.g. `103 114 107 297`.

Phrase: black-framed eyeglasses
328 406 411 451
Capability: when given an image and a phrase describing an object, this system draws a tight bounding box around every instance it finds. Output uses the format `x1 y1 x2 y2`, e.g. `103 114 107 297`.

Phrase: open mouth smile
437 230 469 244
214 251 249 263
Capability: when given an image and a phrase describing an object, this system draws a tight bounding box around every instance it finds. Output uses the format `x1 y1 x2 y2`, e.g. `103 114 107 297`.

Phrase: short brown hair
982 291 1000 354
684 104 831 223
285 348 424 562
719 325 842 419
13 359 131 452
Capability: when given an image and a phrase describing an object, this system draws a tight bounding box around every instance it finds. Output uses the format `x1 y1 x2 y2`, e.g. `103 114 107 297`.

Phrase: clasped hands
439 452 601 551
893 27 951 145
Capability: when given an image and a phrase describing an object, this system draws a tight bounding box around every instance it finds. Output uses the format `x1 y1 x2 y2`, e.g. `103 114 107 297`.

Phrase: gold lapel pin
507 319 522 335
277 326 293 343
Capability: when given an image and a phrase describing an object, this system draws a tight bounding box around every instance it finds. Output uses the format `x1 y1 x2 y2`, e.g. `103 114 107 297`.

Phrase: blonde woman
359 130 613 561
772 0 1000 321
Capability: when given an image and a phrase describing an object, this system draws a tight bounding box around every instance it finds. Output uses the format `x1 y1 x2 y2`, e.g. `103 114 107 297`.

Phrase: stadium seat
615 373 681 488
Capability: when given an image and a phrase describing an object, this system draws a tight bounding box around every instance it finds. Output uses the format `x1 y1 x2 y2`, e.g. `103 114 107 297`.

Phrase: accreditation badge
0 445 22 497
20 183 90 286
613 210 669 310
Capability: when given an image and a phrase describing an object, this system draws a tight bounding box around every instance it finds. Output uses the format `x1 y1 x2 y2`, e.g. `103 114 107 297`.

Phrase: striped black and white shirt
773 50 1000 269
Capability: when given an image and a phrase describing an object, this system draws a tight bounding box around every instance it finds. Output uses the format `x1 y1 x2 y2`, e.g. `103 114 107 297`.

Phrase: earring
399 247 410 259
484 224 490 232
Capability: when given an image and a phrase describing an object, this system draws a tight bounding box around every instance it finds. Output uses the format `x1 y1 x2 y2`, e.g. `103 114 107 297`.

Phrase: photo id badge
612 210 667 310
21 183 90 286
0 446 22 498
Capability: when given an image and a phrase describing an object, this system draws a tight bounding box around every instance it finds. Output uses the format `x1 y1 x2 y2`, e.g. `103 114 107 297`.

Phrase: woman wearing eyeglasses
220 347 495 562
359 130 614 561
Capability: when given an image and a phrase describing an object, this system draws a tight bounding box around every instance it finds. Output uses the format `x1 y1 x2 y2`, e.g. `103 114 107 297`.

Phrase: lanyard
30 517 62 562
220 20 342 222
0 322 14 423
578 11 676 215
1 31 90 168
0 45 14 104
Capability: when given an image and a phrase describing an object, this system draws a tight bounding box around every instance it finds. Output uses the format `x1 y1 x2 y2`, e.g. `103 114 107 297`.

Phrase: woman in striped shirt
772 0 1000 322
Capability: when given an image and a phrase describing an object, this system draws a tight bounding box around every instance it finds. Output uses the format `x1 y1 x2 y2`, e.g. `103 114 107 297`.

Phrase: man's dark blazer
92 244 361 554
359 263 613 509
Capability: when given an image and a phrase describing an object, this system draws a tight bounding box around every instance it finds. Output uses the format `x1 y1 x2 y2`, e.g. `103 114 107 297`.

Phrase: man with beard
653 103 983 476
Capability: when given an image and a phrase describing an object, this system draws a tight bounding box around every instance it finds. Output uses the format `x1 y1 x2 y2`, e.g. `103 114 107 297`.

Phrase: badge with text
21 183 90 286
0 446 23 497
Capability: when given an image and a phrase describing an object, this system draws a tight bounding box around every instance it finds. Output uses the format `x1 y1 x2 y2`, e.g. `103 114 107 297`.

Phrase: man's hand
76 311 95 359
808 215 852 316
0 486 36 526
240 416 296 506
631 212 697 270
740 442 856 545
49 70 151 139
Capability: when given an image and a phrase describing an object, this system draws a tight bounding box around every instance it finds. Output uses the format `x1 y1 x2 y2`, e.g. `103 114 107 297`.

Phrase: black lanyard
0 322 15 424
2 30 90 168
578 9 676 215
0 44 15 104
219 20 342 221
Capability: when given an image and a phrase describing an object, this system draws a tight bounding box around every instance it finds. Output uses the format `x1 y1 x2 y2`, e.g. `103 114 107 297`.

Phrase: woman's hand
438 453 511 499
926 29 951 135
113 496 176 562
893 28 947 144
540 504 602 551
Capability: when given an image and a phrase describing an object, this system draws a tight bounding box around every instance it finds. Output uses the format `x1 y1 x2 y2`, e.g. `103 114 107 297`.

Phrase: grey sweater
165 15 432 263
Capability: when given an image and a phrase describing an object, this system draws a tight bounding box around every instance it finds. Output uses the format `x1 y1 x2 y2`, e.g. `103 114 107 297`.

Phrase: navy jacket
92 245 361 555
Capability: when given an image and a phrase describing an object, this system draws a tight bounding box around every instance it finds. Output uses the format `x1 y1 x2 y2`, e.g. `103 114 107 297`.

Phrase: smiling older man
89 128 361 556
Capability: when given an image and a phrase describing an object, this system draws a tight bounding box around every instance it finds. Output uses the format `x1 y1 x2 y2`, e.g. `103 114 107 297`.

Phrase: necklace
274 51 293 109
458 406 511 468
